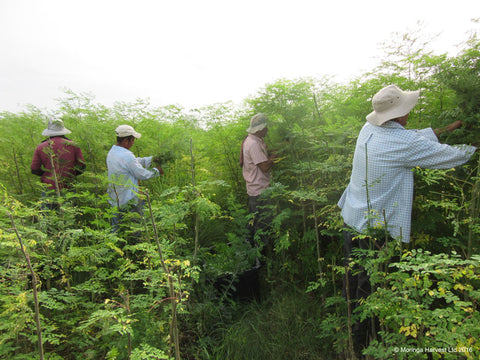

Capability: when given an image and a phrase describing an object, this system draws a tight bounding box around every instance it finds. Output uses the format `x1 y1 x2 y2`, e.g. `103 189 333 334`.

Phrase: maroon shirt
31 137 85 190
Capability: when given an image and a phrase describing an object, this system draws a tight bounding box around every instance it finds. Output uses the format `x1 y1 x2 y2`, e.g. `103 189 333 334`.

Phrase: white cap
115 125 141 138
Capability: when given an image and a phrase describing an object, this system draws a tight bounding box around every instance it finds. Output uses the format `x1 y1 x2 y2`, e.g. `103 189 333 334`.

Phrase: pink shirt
242 134 270 196
31 137 85 190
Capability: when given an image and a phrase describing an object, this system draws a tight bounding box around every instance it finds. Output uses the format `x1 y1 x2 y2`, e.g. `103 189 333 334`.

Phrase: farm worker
31 118 85 208
240 113 277 256
106 124 163 233
337 84 477 354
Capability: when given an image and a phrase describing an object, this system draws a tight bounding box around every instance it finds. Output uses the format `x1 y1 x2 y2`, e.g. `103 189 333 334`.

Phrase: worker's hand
444 120 463 132
156 166 164 175
434 120 464 137
153 152 175 166
152 155 163 166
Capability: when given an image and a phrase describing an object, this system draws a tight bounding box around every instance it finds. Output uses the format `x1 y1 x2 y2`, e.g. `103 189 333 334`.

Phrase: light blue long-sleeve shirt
338 121 476 243
107 145 159 207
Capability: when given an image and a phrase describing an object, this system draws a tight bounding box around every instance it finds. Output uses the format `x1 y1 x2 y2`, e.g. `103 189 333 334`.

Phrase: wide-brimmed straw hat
115 125 141 138
42 119 72 137
366 85 420 126
246 113 268 134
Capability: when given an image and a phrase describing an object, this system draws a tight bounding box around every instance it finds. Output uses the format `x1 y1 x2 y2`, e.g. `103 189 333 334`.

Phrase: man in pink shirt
240 113 276 251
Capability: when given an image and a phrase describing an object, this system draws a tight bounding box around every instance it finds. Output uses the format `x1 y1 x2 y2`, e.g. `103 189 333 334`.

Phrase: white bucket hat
42 119 72 137
246 113 268 134
366 85 420 126
115 125 141 138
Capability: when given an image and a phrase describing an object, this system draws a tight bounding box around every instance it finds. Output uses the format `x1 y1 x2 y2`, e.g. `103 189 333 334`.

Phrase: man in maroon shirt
31 119 85 203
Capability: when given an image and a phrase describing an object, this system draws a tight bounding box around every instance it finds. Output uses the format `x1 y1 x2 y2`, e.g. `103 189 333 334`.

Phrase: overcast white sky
0 0 478 112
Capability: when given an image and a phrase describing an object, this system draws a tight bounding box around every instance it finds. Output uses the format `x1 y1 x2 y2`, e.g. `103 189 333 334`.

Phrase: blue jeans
111 200 144 234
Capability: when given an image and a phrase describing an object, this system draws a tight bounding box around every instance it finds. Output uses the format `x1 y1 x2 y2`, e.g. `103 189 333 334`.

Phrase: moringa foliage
1 25 480 359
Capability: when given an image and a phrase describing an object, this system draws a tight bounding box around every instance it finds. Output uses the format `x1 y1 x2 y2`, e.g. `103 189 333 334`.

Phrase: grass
209 281 347 360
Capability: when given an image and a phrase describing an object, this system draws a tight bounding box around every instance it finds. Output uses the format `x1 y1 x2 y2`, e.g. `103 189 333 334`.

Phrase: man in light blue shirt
107 124 162 232
338 85 476 353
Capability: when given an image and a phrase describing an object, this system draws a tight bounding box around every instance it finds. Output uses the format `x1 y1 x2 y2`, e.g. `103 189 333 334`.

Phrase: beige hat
115 125 141 138
246 113 268 134
42 119 72 137
366 85 420 126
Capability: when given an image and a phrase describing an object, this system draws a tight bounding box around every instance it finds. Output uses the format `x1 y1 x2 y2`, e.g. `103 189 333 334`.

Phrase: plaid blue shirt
338 121 476 243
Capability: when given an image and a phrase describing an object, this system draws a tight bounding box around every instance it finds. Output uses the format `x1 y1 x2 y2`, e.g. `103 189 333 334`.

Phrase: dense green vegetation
1 26 480 359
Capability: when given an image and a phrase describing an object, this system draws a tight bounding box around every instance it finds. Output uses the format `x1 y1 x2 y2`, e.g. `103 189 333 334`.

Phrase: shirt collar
381 120 404 129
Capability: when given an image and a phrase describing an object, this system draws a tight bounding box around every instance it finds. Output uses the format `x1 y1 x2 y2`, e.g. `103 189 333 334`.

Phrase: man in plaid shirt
338 85 476 354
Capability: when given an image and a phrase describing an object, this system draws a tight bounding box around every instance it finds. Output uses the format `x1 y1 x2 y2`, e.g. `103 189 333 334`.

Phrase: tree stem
8 212 44 360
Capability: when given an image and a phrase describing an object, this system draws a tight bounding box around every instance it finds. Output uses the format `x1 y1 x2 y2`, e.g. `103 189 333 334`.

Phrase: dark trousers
41 190 61 211
40 189 78 211
247 195 272 251
343 227 383 353
244 195 273 301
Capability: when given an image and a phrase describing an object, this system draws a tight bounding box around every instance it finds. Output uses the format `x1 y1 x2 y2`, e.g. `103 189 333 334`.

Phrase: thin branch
144 191 181 360
7 212 44 360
